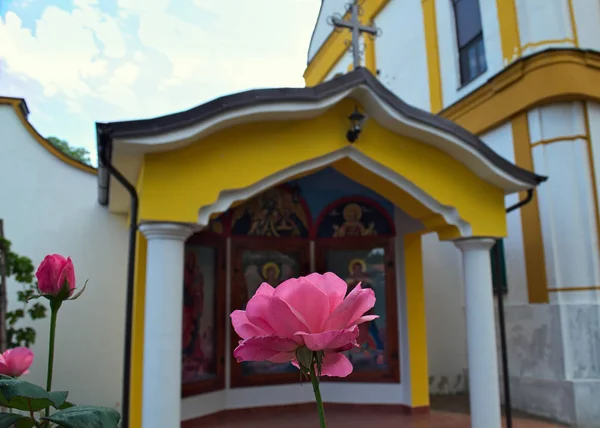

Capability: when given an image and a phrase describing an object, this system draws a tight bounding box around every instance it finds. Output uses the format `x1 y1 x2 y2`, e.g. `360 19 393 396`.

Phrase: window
453 0 487 85
490 239 508 296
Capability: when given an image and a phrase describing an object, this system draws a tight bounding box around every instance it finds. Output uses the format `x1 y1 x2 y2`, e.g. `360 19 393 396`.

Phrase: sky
0 0 323 165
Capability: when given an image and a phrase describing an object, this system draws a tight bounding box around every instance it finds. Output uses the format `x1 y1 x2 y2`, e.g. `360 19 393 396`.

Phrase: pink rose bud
35 254 76 298
0 347 34 377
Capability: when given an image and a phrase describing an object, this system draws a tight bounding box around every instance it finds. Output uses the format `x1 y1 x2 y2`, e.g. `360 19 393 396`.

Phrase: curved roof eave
96 67 546 207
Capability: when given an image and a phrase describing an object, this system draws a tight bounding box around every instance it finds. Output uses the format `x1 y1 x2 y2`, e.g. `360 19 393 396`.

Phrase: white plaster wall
421 232 468 394
307 0 348 63
571 0 600 51
324 48 354 81
479 123 529 304
528 102 600 295
374 0 430 111
436 0 503 108
0 105 128 411
515 0 576 56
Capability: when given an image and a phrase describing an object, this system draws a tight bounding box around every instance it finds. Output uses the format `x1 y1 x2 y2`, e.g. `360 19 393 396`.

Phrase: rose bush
0 254 120 428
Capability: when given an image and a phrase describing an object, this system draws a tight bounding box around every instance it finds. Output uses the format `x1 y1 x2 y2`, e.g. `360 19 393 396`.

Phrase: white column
139 222 195 428
454 237 501 428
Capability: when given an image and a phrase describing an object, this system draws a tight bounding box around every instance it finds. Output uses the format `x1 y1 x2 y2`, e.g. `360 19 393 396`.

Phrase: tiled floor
183 405 567 428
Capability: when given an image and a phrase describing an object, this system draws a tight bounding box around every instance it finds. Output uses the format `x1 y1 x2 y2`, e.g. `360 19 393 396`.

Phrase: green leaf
13 418 36 428
0 413 33 428
48 391 69 409
0 378 64 412
42 406 121 428
56 401 75 410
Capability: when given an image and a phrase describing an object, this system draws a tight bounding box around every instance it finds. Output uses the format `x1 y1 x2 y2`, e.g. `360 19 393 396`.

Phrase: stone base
506 373 600 427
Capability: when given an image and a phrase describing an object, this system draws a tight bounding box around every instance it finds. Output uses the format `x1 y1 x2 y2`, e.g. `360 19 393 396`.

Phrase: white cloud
0 0 322 166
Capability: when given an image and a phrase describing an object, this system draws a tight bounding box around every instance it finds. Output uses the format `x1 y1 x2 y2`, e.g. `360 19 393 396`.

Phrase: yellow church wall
137 100 506 240
403 232 430 408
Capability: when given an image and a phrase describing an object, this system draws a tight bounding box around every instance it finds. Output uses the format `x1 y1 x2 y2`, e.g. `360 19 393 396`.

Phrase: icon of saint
333 203 375 237
262 262 281 287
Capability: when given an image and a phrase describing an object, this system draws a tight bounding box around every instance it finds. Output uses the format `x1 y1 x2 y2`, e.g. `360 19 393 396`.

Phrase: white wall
0 104 128 411
528 102 600 301
421 232 467 394
436 0 503 108
515 0 577 56
480 122 529 305
307 0 346 63
375 0 430 111
571 0 600 51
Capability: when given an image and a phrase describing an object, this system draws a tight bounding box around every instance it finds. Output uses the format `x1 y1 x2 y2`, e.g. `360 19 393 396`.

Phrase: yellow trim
521 38 575 51
530 134 587 147
129 232 147 428
440 49 600 136
0 97 96 175
496 0 521 65
422 0 443 113
511 113 549 304
138 101 506 238
364 33 377 75
303 0 389 86
582 103 600 266
548 286 600 292
404 232 429 407
567 0 579 47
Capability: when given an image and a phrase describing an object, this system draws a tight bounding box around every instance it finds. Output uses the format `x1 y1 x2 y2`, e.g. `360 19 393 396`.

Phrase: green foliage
0 237 47 349
0 377 120 428
42 406 121 428
46 137 91 166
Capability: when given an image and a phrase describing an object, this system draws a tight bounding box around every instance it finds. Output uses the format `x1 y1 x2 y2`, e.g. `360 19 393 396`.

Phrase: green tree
47 136 91 166
0 221 47 352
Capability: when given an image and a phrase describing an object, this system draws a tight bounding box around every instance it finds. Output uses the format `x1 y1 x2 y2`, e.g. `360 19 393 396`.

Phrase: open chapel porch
96 68 544 428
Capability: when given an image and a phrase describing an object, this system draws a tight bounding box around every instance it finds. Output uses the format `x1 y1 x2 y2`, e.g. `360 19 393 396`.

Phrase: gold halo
343 203 363 221
348 258 367 275
262 262 281 279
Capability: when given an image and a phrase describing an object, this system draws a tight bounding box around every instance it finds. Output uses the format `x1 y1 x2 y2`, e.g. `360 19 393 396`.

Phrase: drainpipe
97 125 138 428
495 188 534 428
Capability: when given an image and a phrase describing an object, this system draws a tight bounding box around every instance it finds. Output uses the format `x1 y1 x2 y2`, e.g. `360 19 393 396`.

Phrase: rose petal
348 314 379 327
255 283 275 296
231 310 269 339
304 272 348 313
269 297 310 340
3 347 34 377
294 327 359 351
325 284 376 330
0 355 9 376
233 336 299 362
245 294 276 334
57 257 76 295
321 352 353 377
274 278 330 332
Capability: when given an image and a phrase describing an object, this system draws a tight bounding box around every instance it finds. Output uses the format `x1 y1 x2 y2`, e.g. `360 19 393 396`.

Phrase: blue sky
0 0 322 165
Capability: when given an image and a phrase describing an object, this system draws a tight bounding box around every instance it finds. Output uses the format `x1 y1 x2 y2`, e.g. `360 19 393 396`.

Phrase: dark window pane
459 35 487 84
453 0 483 47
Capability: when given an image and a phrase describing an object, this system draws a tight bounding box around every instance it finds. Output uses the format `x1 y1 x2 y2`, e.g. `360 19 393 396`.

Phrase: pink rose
231 272 378 377
35 254 76 297
0 347 34 377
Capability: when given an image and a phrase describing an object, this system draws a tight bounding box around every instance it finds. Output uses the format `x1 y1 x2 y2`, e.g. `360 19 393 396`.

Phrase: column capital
454 237 497 252
139 221 196 241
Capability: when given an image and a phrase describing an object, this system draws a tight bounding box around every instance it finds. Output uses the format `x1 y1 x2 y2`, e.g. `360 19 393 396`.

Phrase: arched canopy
96 68 545 240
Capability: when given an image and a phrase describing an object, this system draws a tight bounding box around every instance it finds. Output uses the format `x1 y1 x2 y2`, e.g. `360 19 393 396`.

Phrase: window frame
452 0 487 85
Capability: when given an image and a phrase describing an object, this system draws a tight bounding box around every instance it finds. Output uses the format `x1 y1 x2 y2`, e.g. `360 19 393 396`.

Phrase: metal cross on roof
328 1 381 71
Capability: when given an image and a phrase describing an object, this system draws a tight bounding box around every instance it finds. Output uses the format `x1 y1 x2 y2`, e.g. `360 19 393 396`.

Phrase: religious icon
182 246 217 384
333 203 376 237
261 262 281 287
231 187 310 237
345 258 373 289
